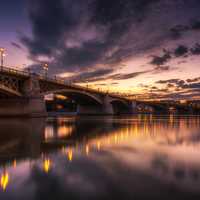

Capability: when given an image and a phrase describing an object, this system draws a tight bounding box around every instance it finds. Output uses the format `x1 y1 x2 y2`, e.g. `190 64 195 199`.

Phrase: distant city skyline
1 0 200 99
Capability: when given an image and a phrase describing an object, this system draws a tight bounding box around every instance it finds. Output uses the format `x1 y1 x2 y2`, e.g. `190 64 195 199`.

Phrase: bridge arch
44 89 103 106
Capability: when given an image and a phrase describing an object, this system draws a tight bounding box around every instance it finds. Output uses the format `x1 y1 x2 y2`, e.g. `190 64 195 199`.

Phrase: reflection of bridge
0 66 136 117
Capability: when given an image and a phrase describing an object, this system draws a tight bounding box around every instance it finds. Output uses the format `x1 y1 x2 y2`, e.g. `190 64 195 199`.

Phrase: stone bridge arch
44 89 103 105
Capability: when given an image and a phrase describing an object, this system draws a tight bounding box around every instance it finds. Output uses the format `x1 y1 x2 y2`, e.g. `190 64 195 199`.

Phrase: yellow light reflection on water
0 172 9 191
67 149 73 162
43 159 51 173
85 145 90 156
96 141 101 151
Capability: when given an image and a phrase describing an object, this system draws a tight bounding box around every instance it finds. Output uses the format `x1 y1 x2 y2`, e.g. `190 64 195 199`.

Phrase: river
0 115 200 199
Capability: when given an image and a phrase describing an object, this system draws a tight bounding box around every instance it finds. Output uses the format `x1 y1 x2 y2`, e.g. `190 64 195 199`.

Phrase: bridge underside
52 92 134 115
53 91 113 115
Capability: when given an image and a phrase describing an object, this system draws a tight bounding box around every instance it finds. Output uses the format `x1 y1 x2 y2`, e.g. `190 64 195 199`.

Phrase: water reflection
0 115 200 199
0 171 9 191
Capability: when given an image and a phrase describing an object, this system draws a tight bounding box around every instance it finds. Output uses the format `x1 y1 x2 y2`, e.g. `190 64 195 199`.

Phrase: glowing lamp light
43 63 49 70
0 48 5 53
0 172 9 191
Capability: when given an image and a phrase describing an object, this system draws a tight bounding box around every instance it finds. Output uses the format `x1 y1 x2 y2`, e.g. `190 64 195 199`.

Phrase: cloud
169 25 189 40
150 49 171 66
21 0 161 75
186 77 200 83
174 45 188 57
18 0 200 91
191 20 200 30
107 71 150 81
191 43 200 55
156 79 185 87
169 18 200 40
11 42 23 50
150 42 200 67
69 70 149 83
182 82 200 89
65 68 114 83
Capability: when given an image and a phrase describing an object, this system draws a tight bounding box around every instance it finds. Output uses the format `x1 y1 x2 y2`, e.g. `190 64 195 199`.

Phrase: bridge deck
0 66 130 101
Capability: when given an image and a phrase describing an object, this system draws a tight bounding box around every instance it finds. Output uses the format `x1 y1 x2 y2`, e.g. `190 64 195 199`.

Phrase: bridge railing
0 66 131 100
36 74 132 100
0 66 30 77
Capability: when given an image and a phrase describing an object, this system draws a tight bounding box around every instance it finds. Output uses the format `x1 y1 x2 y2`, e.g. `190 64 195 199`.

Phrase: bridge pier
129 101 138 114
0 97 47 117
0 75 47 117
77 96 114 115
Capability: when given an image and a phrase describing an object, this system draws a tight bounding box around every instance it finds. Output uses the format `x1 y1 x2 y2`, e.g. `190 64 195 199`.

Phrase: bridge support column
0 97 47 117
76 96 113 115
102 95 114 115
22 75 47 117
129 101 138 114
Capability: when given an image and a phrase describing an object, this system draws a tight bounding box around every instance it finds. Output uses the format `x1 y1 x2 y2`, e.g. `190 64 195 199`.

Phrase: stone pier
0 75 47 117
77 95 114 115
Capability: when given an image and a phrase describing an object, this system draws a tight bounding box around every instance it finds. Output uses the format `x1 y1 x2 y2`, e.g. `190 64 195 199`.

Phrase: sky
1 0 200 100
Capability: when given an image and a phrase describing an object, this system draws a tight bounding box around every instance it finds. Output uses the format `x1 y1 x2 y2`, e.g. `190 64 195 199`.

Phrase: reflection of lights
0 172 9 191
45 126 54 140
58 125 73 138
96 141 101 151
67 149 73 162
43 159 51 173
170 114 174 124
13 159 17 168
85 145 90 155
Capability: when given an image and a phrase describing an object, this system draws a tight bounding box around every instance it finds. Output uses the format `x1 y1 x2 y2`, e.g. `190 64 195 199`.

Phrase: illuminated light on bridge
55 94 68 100
43 159 52 173
0 48 6 67
43 63 49 77
0 171 9 191
58 125 74 138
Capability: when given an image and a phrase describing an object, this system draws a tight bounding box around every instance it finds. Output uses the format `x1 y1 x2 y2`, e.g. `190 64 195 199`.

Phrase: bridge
0 66 136 117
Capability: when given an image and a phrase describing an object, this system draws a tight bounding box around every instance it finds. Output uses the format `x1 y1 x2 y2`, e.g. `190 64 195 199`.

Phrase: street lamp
0 48 6 67
86 81 89 88
43 63 48 78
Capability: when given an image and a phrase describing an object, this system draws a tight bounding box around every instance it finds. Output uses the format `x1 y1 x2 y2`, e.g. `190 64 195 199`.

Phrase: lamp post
86 81 89 89
0 48 6 68
43 63 48 78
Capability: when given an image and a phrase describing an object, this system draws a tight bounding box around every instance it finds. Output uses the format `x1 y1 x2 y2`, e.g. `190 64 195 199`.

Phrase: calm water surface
0 115 200 199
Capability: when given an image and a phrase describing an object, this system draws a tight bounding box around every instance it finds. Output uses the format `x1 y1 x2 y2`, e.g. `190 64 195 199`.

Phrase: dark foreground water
0 115 200 199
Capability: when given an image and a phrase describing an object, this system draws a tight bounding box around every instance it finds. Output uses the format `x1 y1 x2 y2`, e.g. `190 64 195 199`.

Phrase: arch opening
45 89 103 114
